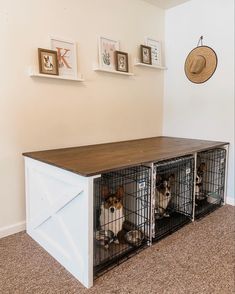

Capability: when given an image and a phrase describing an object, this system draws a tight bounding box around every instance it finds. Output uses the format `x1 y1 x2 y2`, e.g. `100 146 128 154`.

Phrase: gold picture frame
38 48 59 75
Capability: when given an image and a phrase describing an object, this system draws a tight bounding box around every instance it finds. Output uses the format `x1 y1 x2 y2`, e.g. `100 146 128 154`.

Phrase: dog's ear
169 174 175 181
101 186 110 199
156 174 162 186
168 174 175 186
198 162 206 173
116 186 124 199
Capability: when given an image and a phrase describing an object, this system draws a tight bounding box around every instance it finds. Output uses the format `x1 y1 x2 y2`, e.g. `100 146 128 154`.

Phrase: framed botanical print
140 45 152 65
38 48 59 75
115 51 129 72
98 36 120 70
50 37 78 79
145 38 162 66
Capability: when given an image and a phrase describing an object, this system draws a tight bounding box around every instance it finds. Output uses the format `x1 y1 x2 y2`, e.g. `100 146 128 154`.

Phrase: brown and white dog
100 186 125 244
195 162 206 201
155 174 175 218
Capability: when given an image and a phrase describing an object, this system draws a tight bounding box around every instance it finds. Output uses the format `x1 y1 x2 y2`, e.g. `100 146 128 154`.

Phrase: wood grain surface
23 136 228 176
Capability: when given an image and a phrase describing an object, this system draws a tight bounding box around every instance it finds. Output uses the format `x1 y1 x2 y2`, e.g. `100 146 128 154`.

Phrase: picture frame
145 38 162 66
140 45 152 65
50 37 78 79
115 51 129 73
98 36 120 70
38 48 59 75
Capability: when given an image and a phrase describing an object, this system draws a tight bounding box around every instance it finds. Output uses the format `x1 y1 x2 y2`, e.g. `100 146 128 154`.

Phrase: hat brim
185 46 218 84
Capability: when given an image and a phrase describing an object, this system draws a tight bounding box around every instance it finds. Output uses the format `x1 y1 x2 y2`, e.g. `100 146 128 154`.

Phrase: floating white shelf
134 62 167 70
29 69 84 82
93 66 134 76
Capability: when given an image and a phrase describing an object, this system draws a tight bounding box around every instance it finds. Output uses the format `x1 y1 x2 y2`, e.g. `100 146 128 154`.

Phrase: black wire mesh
195 148 226 218
94 165 151 277
153 156 194 241
93 148 226 276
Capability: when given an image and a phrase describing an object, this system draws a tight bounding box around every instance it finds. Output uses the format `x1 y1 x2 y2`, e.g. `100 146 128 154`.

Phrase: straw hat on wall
184 45 218 84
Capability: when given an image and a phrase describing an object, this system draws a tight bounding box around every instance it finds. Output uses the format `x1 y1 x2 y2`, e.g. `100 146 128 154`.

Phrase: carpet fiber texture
0 205 234 294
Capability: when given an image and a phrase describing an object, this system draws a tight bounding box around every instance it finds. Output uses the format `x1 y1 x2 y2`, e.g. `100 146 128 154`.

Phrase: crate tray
195 198 222 218
155 211 191 240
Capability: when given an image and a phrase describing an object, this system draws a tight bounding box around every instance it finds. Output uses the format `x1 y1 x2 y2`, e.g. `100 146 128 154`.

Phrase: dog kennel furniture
23 136 229 288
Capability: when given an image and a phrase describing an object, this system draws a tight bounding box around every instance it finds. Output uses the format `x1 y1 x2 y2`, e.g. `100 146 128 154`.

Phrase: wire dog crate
153 156 194 241
94 165 151 277
195 148 226 218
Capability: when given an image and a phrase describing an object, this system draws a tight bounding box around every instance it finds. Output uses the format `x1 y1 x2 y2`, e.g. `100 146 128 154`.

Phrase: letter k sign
56 47 72 69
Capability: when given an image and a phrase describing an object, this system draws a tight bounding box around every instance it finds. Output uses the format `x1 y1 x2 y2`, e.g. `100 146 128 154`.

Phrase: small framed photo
38 48 59 75
50 37 78 79
115 51 129 72
98 36 120 70
140 45 152 65
145 38 162 66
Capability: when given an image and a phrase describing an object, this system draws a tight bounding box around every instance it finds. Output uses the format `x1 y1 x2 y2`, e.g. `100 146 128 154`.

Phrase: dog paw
164 212 170 217
114 239 119 244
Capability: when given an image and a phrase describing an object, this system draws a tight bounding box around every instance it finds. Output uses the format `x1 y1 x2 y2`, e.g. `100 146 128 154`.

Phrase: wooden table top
23 136 228 177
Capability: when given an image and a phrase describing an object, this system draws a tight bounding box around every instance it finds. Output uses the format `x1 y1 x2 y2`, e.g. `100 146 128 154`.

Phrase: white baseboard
0 221 26 239
226 196 235 206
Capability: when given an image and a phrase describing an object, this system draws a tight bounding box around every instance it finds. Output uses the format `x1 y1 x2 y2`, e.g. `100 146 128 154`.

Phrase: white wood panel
24 157 96 288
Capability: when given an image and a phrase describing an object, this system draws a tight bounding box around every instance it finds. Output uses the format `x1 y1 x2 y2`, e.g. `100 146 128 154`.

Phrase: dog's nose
110 207 115 213
166 192 170 196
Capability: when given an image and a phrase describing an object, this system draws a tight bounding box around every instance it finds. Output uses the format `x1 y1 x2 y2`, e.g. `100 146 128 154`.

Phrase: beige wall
0 0 165 231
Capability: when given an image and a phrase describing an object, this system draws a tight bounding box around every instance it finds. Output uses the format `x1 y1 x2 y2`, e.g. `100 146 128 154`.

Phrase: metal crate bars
94 165 151 277
195 148 226 218
153 156 194 241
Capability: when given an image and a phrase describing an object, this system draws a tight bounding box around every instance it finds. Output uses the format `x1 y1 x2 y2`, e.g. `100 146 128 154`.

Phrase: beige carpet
0 205 234 294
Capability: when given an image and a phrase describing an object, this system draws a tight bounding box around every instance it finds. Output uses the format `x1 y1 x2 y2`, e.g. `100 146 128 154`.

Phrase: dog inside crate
94 167 150 274
155 173 175 218
195 149 226 215
154 157 194 239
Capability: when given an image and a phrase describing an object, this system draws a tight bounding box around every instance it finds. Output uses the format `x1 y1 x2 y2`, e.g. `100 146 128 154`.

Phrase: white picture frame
50 36 78 79
98 36 120 70
145 37 162 66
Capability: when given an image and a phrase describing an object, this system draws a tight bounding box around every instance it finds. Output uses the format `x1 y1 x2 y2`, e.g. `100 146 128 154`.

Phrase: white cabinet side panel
24 157 94 288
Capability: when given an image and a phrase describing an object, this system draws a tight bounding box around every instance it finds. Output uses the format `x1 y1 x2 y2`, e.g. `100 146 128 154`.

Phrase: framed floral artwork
98 36 120 70
38 48 59 75
50 37 78 79
145 38 162 66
